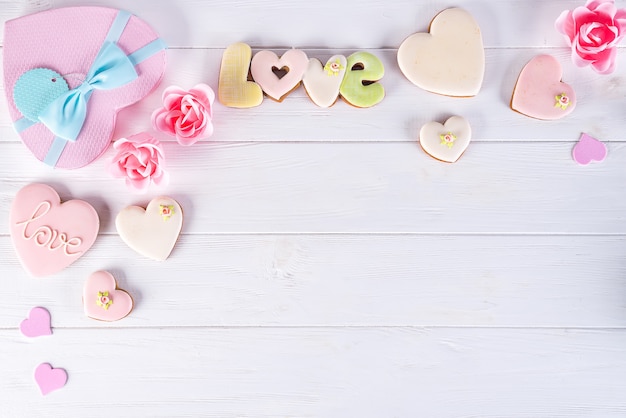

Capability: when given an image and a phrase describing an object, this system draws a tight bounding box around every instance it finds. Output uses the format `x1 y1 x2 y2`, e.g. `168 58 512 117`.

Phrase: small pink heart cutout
10 184 99 277
20 307 52 338
34 363 67 395
573 133 607 165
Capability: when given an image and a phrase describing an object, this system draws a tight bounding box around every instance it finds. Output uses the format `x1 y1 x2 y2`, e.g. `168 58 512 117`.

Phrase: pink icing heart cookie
511 54 576 120
10 184 99 277
419 116 472 163
398 8 485 97
34 363 67 395
116 196 183 261
83 271 134 321
250 49 309 101
3 7 166 169
20 307 52 338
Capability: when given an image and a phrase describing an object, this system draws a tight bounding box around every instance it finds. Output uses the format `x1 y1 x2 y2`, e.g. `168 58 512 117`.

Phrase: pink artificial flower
555 0 626 74
109 133 168 193
151 83 215 146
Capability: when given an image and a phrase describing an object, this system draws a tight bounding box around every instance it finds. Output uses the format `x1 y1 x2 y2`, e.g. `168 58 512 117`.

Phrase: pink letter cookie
398 8 485 97
511 54 576 120
3 7 166 169
251 49 309 102
116 196 183 261
10 184 99 277
83 271 133 321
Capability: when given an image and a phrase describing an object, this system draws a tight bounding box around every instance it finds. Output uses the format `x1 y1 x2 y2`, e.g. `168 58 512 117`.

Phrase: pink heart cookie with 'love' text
20 307 52 338
10 184 99 277
35 363 67 395
251 49 309 101
83 271 134 321
573 133 607 165
511 54 576 120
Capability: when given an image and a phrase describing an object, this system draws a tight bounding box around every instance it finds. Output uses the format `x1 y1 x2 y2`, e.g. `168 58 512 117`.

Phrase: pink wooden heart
83 271 133 321
34 363 67 395
250 49 309 101
20 307 52 338
511 54 576 120
10 184 99 277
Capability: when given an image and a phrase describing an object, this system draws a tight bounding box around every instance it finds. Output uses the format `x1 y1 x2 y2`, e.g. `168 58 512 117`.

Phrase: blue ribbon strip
14 10 166 168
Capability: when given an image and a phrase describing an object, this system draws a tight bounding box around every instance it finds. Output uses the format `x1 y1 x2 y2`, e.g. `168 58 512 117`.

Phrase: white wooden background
1 0 626 416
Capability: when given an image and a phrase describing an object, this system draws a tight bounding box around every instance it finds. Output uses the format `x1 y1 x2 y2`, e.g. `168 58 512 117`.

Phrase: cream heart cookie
10 183 99 277
419 116 471 163
302 55 347 108
250 49 309 101
511 54 576 120
397 8 485 97
83 271 133 321
116 196 182 261
218 43 263 108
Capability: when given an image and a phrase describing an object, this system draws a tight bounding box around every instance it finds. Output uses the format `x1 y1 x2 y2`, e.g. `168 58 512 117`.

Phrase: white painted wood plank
1 234 626 328
0 141 624 234
2 0 625 48
1 47 625 142
1 327 625 417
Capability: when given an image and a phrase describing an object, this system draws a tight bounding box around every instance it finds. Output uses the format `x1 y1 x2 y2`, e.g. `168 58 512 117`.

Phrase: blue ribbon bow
38 41 138 142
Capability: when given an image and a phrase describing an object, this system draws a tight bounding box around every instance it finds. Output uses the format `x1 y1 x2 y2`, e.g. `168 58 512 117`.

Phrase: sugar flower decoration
152 83 215 146
555 0 626 74
109 133 168 193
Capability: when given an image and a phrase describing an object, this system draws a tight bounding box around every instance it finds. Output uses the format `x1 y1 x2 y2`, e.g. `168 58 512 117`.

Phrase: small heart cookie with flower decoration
511 54 576 120
419 116 472 163
83 271 133 321
116 196 183 261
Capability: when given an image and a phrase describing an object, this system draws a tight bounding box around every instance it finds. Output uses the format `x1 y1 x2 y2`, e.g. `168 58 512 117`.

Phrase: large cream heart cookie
116 196 183 261
398 8 485 97
419 116 471 163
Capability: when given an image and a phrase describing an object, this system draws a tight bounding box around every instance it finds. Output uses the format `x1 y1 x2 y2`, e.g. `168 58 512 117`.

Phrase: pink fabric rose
109 133 168 193
151 83 215 146
555 0 626 74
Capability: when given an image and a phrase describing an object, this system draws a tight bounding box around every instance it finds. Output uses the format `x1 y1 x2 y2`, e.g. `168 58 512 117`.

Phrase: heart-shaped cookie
573 133 607 165
302 55 347 108
34 363 67 395
116 196 183 261
398 8 485 97
10 184 99 277
3 7 166 169
419 116 472 163
511 54 576 120
83 271 133 321
218 42 264 108
250 49 309 101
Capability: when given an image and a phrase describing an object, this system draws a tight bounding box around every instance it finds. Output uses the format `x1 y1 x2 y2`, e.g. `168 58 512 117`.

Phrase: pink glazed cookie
3 7 166 169
10 184 99 277
511 54 576 120
83 271 134 321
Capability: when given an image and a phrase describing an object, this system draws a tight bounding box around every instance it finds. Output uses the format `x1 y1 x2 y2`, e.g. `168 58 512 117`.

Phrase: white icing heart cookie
419 116 471 163
302 55 347 108
511 54 576 120
398 8 485 97
116 196 183 261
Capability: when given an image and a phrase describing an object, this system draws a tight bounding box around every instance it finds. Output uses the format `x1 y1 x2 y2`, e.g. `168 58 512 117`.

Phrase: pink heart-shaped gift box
3 7 167 169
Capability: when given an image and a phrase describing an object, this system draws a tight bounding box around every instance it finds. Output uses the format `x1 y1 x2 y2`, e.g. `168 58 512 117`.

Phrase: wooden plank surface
1 0 625 416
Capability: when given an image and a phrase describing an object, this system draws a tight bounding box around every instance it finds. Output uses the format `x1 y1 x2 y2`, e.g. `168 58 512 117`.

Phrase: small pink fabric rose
109 133 168 193
151 83 215 146
555 0 626 74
